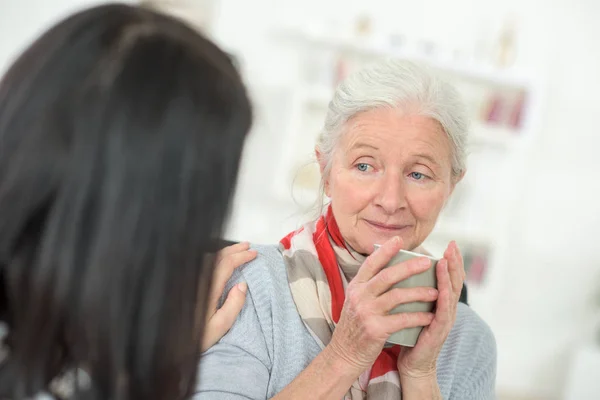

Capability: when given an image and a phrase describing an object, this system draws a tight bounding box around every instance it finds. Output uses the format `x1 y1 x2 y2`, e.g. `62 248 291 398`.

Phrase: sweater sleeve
193 261 273 400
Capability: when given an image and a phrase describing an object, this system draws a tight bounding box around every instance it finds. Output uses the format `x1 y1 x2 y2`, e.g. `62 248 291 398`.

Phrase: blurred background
2 0 600 398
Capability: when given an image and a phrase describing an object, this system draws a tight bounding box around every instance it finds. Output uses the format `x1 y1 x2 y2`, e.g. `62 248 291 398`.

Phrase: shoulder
243 244 286 279
203 244 287 361
453 303 497 356
233 244 288 296
440 303 497 398
196 246 286 397
224 243 285 287
221 243 289 319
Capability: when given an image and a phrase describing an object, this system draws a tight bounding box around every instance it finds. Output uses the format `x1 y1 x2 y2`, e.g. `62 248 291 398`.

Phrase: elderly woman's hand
200 242 257 352
328 236 438 373
396 241 465 379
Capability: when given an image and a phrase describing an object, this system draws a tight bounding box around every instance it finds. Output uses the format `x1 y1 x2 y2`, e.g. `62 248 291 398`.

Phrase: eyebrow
349 142 379 152
349 142 442 168
415 153 441 168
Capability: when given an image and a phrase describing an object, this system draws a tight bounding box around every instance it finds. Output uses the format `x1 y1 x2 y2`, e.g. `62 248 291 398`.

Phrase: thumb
200 282 247 352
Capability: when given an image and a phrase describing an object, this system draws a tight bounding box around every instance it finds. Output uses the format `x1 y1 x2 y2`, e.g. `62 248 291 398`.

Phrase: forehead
340 108 452 162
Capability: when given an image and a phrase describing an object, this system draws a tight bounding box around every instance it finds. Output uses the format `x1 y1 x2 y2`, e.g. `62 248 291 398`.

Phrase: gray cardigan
194 245 497 399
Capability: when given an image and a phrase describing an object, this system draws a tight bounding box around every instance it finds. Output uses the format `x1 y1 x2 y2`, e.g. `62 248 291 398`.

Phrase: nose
374 171 407 214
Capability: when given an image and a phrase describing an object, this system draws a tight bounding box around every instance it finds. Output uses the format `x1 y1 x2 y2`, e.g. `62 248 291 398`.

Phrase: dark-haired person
0 3 252 399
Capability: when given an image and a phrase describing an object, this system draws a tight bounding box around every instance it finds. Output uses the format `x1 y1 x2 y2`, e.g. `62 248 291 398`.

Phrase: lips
364 219 411 231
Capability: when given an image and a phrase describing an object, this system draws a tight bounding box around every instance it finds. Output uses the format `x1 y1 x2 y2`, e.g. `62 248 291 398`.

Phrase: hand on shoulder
200 242 257 352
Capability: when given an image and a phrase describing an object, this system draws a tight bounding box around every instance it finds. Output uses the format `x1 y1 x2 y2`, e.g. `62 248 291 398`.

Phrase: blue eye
410 172 425 180
356 163 370 172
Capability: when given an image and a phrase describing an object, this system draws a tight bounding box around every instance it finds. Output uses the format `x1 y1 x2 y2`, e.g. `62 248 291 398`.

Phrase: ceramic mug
374 246 439 347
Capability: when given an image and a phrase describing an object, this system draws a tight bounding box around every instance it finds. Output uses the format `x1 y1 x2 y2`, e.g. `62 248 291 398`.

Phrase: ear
315 147 331 197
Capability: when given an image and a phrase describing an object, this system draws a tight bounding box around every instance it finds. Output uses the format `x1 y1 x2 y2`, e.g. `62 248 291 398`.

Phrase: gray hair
316 59 469 184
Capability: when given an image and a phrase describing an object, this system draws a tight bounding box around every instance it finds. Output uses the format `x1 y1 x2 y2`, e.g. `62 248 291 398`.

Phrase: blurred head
316 60 468 254
0 3 251 400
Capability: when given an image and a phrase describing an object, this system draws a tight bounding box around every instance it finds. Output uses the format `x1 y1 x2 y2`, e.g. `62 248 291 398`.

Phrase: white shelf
275 29 536 91
471 123 521 150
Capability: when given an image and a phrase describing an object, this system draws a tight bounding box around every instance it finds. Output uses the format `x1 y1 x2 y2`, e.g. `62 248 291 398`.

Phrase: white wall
491 3 600 396
212 1 600 398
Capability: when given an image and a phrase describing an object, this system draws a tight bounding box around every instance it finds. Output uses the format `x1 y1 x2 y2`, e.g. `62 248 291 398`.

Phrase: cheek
329 169 373 215
409 187 448 221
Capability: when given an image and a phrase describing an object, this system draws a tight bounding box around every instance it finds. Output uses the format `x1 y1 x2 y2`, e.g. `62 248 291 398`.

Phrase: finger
216 241 250 264
383 311 435 334
210 249 256 298
212 249 257 292
201 282 247 352
207 249 257 315
454 244 466 281
211 282 247 338
410 260 456 349
219 249 258 277
367 256 433 296
433 259 454 327
354 236 403 283
453 244 466 289
444 242 464 296
375 286 438 313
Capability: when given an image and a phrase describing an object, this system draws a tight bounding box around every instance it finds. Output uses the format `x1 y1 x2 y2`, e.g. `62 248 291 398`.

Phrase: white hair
316 59 469 187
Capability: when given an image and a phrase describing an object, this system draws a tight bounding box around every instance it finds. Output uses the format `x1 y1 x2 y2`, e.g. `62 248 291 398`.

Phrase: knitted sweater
194 245 497 399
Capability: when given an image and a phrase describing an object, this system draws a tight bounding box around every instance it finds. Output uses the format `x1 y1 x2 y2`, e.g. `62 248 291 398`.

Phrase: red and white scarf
280 206 403 399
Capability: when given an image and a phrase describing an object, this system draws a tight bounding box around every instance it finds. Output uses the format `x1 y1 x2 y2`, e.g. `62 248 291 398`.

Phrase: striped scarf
279 206 402 399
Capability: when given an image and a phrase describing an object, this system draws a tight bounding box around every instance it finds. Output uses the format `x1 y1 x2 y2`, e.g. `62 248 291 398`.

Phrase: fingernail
393 236 401 245
419 257 431 267
429 288 438 296
237 282 247 293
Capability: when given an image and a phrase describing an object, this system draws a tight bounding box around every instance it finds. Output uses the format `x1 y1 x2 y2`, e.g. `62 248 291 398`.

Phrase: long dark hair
0 3 251 399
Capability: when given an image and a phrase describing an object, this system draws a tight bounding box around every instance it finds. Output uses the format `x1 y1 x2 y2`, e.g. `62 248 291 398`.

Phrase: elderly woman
196 60 496 399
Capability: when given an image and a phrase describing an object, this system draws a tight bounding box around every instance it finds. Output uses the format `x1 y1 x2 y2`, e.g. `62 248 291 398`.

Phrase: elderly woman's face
322 108 458 254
